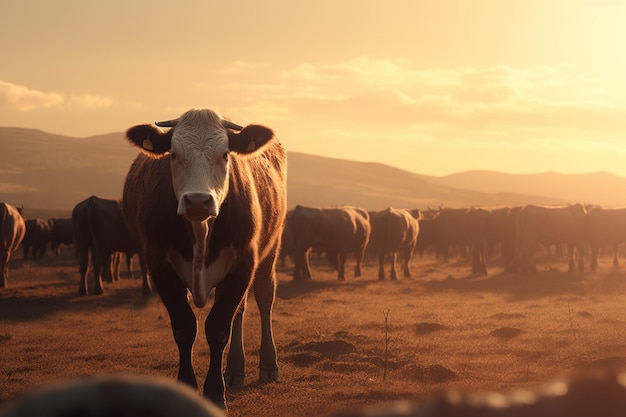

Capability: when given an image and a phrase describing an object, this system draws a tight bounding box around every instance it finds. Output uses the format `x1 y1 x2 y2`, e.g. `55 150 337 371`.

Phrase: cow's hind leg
77 247 90 295
151 264 198 391
225 302 246 388
253 254 279 383
0 252 9 288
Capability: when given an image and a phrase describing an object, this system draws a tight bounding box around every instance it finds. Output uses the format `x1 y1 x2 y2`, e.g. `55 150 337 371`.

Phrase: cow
0 374 225 417
290 205 370 281
72 195 151 296
433 207 488 275
48 217 74 256
121 108 287 409
0 203 26 288
515 203 587 273
585 206 626 270
22 218 52 260
370 207 420 280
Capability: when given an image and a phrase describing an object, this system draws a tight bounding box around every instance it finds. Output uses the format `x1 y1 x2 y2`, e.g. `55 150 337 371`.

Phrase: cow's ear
125 124 172 155
228 124 275 154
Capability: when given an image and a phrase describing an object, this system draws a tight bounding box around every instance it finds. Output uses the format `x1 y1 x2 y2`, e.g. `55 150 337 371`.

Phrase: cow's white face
168 109 230 222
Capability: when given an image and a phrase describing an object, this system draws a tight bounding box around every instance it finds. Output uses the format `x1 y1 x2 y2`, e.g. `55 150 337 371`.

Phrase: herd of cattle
283 202 626 282
3 200 626 291
3 108 626 411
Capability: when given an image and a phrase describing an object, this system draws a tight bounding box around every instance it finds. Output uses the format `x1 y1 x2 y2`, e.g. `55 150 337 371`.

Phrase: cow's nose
182 193 218 219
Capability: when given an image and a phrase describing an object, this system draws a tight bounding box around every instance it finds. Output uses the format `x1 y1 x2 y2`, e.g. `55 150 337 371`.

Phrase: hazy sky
2 0 626 177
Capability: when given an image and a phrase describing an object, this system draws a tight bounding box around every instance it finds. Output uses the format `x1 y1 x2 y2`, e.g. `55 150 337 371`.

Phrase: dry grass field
2 242 626 416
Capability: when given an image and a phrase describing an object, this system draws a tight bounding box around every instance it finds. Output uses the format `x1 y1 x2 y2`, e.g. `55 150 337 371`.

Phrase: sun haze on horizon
1 0 626 177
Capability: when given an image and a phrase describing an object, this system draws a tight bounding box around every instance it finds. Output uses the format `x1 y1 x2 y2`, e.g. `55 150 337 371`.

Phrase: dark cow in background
121 108 287 409
515 203 587 273
22 218 52 260
433 207 488 275
585 206 626 270
72 195 151 296
0 203 26 288
48 217 73 256
290 205 371 281
370 207 420 280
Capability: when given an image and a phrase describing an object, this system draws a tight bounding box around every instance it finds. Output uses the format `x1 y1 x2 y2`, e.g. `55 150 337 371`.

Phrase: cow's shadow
419 266 626 301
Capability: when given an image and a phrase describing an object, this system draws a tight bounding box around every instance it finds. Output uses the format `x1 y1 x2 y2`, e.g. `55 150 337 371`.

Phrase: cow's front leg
204 271 251 410
151 264 198 390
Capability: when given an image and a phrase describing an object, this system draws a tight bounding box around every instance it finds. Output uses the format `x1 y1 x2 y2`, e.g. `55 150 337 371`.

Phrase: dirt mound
415 322 447 335
403 364 457 383
490 326 526 340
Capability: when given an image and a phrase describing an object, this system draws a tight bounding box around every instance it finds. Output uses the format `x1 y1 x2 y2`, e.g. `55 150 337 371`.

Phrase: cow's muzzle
178 193 218 221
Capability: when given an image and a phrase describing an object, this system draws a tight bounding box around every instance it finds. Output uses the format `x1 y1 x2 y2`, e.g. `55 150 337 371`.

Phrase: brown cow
515 203 587 273
0 374 225 417
49 217 73 256
72 196 151 296
290 205 370 281
585 206 626 270
0 203 26 288
22 218 52 260
370 207 420 280
121 108 287 409
434 207 488 275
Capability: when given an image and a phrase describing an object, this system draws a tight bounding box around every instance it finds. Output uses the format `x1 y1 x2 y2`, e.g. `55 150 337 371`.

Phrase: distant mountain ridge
1 127 625 215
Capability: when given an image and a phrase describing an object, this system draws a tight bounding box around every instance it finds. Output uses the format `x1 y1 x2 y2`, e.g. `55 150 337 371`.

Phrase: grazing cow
585 206 626 270
515 203 587 273
121 108 287 409
370 207 420 280
49 217 74 256
290 205 370 281
434 207 488 275
22 218 52 260
72 195 151 296
0 203 26 288
0 374 225 417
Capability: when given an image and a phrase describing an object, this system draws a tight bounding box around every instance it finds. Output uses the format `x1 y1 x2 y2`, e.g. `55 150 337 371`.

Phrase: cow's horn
155 118 179 128
222 120 243 131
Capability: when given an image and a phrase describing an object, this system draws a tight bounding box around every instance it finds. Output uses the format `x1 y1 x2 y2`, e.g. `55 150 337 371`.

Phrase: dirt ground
2 247 626 416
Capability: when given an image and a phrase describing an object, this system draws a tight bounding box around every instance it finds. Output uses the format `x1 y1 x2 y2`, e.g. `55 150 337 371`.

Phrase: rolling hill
1 127 625 217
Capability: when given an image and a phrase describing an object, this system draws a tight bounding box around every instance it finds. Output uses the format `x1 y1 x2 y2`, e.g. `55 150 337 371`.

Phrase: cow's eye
170 151 177 160
222 151 229 162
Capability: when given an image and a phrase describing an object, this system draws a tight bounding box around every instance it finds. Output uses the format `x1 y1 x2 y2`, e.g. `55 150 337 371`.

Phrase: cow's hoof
259 368 279 383
224 373 245 389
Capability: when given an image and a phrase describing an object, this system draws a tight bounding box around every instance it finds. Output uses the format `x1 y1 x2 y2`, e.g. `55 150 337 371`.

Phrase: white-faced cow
121 109 287 409
0 203 26 288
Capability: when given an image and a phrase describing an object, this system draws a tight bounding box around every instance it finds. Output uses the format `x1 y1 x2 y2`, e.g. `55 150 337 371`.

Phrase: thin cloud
0 81 113 111
217 57 626 135
0 81 63 111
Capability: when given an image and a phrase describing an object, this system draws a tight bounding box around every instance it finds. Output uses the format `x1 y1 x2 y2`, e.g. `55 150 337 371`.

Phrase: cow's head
126 108 275 222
